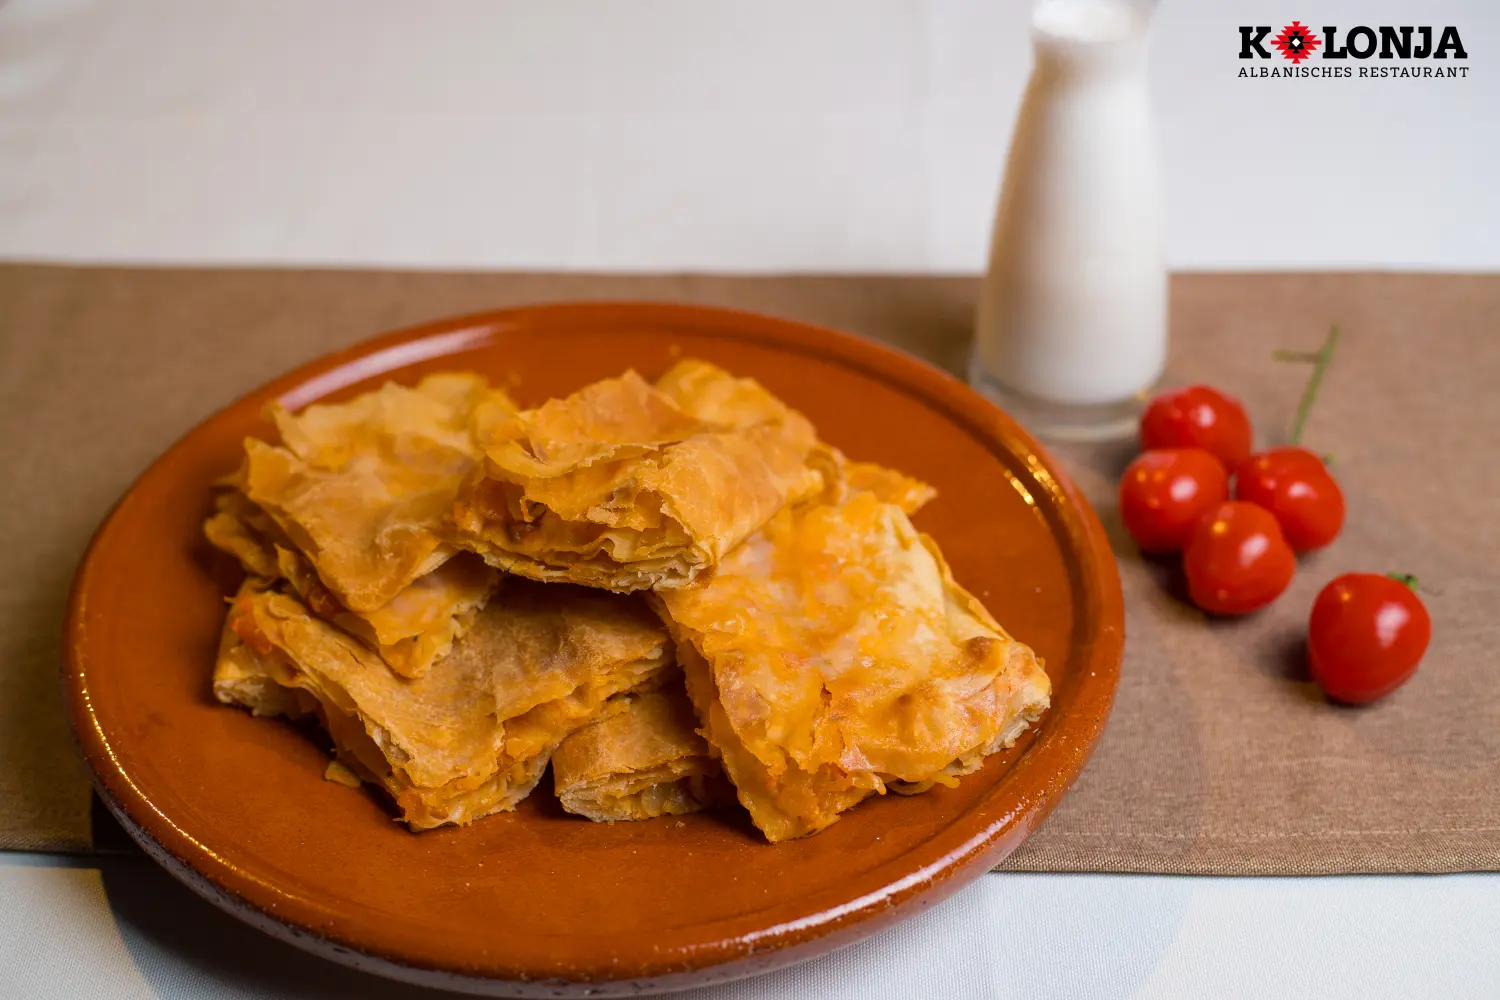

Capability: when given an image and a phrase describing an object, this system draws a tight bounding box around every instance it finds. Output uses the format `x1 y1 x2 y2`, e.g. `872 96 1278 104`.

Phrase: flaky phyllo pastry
206 489 497 678
214 579 672 830
239 373 501 613
206 362 1050 840
552 688 721 823
451 359 827 592
206 376 504 677
653 486 1052 843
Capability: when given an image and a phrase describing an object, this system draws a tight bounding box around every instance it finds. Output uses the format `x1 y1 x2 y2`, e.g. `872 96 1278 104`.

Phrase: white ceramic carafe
971 0 1166 440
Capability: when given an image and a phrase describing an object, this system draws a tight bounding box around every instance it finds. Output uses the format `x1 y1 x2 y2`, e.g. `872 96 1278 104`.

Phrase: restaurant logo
1270 22 1319 64
1237 22 1470 79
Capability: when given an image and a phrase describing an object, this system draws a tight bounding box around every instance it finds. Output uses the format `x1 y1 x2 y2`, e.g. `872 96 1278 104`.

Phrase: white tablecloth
4 854 1498 999
3 1 1496 996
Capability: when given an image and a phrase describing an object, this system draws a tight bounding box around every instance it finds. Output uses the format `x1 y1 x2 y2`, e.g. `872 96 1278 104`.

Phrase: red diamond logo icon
1272 21 1321 64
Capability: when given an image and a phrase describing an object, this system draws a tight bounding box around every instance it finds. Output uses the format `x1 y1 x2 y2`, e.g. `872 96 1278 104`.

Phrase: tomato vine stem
1286 325 1341 446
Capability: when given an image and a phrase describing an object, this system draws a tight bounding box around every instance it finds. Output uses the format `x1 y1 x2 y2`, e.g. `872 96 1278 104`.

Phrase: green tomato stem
1288 324 1341 446
1387 572 1419 590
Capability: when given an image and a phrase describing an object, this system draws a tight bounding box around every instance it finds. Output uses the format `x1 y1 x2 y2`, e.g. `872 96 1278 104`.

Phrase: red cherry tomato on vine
1309 573 1431 704
1119 448 1229 553
1182 501 1296 615
1234 447 1346 552
1140 385 1254 471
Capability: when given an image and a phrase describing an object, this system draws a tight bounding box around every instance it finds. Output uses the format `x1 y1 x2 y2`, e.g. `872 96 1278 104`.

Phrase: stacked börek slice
208 360 1050 840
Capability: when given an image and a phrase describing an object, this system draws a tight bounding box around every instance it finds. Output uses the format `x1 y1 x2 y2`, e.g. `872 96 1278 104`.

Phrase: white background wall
0 0 1494 272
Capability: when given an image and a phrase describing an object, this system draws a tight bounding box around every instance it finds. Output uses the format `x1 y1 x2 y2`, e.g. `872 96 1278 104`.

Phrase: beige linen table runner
1 265 1495 873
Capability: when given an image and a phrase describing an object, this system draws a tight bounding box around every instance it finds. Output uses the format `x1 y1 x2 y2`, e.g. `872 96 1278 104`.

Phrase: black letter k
1240 26 1271 58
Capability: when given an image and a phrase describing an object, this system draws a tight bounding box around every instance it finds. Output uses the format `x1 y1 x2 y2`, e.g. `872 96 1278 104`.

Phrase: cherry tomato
1118 449 1229 553
1140 385 1254 471
1309 573 1432 704
1182 501 1296 615
1234 447 1346 552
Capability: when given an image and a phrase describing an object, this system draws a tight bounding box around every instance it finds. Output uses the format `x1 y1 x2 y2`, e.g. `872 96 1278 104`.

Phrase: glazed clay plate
65 303 1123 996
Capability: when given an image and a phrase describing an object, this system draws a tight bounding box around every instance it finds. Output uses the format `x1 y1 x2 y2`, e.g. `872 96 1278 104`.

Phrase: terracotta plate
64 303 1123 996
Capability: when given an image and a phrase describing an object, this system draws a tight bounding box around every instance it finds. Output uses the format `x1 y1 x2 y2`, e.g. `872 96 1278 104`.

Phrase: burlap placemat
1 265 1494 873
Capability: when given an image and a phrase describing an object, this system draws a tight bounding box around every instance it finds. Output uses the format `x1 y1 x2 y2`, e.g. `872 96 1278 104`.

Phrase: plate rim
62 301 1124 996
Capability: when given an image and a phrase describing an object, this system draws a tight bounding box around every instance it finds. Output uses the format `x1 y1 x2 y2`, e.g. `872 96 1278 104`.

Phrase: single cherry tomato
1309 573 1432 704
1140 385 1254 471
1118 448 1230 553
1234 446 1346 552
1182 501 1296 615
1236 444 1325 474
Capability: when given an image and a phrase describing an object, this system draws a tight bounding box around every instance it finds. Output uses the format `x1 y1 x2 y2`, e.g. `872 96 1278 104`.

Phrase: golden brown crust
205 486 499 679
552 688 722 822
213 579 673 830
203 490 288 579
653 489 1050 843
452 360 827 592
837 460 938 516
207 361 1037 847
238 373 503 613
273 545 495 679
